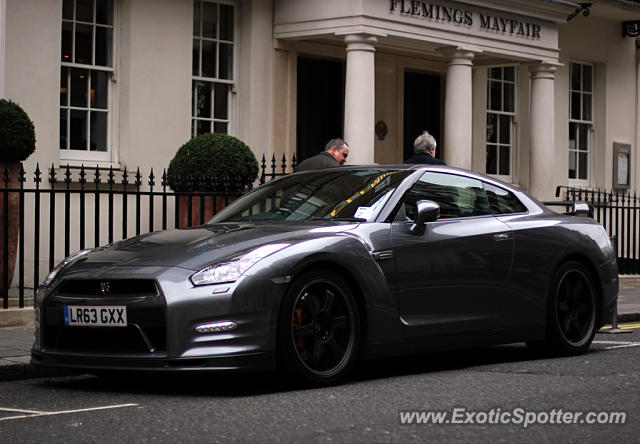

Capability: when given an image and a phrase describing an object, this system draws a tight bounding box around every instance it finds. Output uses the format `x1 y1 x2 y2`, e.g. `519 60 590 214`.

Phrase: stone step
1 296 34 309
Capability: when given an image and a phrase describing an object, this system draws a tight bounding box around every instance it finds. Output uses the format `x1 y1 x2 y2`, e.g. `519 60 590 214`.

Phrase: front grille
55 279 158 297
42 279 167 354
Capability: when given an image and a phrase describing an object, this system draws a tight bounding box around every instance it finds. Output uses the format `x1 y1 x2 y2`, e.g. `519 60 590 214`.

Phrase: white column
0 0 6 98
343 34 377 165
528 63 557 201
442 49 475 169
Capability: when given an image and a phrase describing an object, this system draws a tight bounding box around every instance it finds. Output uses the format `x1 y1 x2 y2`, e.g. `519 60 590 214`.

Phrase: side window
484 183 527 214
403 172 490 221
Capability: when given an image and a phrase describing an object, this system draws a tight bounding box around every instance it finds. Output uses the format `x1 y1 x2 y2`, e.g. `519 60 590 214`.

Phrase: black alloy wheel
278 270 360 385
547 261 598 354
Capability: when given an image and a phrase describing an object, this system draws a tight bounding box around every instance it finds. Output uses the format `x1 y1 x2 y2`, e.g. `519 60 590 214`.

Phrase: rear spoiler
541 200 592 217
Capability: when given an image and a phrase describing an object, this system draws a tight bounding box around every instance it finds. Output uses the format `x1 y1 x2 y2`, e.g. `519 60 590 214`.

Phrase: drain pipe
636 38 640 201
0 0 6 98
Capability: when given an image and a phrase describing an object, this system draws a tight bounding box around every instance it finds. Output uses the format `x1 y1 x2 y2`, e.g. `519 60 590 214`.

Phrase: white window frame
59 0 118 167
485 65 517 183
568 61 594 186
191 0 238 138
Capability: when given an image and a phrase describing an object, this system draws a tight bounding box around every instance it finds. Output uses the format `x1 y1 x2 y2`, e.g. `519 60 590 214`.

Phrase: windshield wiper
333 217 366 222
311 217 366 222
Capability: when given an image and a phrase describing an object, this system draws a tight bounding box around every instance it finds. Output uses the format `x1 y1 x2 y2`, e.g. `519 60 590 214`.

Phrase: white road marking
592 340 640 350
603 343 640 350
593 340 632 344
0 407 44 414
0 403 138 421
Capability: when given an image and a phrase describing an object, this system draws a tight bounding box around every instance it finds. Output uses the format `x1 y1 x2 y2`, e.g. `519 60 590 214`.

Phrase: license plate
64 305 127 327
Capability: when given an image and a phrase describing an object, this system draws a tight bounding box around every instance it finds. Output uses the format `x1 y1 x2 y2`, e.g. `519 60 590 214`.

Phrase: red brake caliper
293 308 305 351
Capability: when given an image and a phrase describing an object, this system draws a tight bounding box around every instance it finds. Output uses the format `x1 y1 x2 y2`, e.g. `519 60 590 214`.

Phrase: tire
277 269 360 385
538 261 598 355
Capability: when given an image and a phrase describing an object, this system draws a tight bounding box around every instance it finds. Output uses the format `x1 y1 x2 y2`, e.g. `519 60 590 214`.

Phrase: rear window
484 183 527 214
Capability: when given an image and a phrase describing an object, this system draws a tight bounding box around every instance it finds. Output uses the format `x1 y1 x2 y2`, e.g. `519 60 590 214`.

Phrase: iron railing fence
557 185 640 274
1 154 296 309
260 153 296 184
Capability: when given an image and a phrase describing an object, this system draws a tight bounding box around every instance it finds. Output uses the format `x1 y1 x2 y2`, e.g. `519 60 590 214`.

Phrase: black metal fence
558 186 640 274
1 154 296 309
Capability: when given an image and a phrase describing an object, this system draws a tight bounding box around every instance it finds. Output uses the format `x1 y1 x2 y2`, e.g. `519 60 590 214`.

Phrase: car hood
76 222 361 270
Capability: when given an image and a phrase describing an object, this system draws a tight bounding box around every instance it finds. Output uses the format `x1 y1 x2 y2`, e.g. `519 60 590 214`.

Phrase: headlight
190 243 290 286
40 249 92 288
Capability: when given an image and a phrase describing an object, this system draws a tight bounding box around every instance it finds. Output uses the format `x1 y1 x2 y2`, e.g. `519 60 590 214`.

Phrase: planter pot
0 161 21 291
177 193 236 228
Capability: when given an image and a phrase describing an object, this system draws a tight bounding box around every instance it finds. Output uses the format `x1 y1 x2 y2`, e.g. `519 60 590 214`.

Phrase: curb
0 308 34 329
0 358 79 382
617 312 640 323
619 275 640 289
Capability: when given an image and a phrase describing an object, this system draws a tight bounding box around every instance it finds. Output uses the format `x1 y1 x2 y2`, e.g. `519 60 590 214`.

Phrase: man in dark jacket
294 138 349 172
405 131 446 165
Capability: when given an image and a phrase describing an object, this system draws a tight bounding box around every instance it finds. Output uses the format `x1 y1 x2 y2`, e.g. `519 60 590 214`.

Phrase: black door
296 56 344 163
403 70 442 161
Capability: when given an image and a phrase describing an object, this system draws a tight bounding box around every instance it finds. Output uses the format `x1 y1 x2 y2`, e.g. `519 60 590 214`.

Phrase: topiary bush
167 133 258 192
0 99 36 162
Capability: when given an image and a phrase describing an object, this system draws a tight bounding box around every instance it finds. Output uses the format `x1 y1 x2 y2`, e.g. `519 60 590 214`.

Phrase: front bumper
32 266 288 373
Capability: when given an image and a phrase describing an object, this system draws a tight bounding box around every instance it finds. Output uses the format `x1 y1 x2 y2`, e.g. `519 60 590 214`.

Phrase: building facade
1 0 639 202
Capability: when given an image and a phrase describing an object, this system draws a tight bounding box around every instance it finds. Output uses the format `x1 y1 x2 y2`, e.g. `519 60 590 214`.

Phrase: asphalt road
1 327 639 443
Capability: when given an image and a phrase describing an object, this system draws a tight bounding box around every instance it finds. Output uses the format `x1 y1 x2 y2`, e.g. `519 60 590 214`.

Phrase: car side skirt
360 325 546 359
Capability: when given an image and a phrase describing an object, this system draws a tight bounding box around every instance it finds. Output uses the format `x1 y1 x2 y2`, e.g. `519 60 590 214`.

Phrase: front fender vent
371 250 394 261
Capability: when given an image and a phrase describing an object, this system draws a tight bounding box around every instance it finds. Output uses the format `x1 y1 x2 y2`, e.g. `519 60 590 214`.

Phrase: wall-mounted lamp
623 21 640 38
375 120 388 141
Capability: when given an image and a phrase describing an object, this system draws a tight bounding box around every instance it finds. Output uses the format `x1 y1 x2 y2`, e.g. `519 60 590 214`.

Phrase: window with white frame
60 0 114 162
192 0 235 137
486 66 516 182
568 62 593 182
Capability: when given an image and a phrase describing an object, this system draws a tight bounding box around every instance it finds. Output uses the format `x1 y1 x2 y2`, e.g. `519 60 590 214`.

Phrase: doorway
403 70 442 162
296 56 345 163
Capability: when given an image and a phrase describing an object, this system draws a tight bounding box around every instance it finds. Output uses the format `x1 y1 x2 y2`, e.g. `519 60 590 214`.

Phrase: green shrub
0 99 36 162
167 133 258 191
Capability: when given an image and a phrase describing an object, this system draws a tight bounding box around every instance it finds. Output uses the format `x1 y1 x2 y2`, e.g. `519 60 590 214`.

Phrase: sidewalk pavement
2 287 640 382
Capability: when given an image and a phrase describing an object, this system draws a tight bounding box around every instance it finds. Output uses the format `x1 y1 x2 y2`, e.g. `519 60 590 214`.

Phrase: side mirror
571 201 591 217
410 200 440 234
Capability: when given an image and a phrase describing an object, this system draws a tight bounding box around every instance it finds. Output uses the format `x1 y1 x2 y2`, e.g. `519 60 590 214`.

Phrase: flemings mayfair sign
389 0 542 39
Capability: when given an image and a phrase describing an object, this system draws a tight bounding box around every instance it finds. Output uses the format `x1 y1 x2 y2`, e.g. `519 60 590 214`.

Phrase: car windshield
209 169 411 223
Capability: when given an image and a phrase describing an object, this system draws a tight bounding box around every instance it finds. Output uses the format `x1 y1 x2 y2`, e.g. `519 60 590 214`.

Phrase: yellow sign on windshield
330 171 399 217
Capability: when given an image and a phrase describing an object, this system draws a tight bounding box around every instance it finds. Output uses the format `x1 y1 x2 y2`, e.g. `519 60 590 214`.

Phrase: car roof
290 164 545 211
298 164 505 186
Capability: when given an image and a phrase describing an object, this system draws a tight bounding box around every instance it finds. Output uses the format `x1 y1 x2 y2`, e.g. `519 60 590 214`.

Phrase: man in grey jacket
294 138 350 172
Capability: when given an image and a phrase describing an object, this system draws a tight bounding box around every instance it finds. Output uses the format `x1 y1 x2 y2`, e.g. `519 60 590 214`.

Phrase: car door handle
494 233 512 241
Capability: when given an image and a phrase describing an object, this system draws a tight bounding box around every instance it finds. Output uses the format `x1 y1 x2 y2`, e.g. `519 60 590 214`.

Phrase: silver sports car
31 165 618 385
